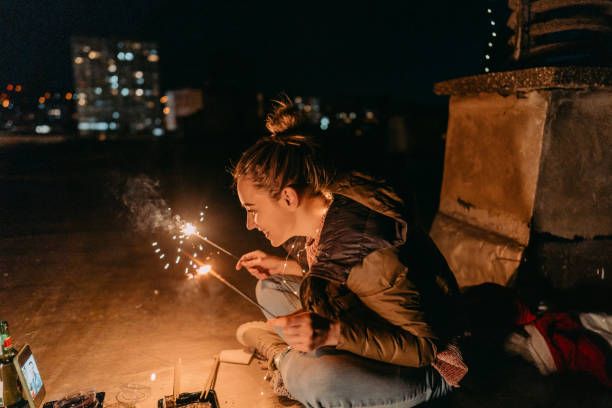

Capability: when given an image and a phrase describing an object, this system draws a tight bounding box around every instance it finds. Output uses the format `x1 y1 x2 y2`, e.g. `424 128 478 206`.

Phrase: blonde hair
232 98 334 198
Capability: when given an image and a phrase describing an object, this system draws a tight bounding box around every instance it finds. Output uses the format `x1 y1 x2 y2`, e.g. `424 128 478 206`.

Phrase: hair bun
265 97 302 135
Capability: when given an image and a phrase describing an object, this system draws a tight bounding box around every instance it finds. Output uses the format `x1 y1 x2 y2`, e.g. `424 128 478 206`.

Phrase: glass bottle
0 321 24 407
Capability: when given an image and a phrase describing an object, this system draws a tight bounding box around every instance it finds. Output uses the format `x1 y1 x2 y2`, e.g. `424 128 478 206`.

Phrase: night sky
2 1 492 103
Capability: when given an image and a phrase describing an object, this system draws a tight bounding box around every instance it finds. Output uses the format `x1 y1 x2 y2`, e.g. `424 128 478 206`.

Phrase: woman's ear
279 186 300 210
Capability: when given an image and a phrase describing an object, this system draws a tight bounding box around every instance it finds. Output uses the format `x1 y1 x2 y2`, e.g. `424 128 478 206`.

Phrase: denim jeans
256 275 453 408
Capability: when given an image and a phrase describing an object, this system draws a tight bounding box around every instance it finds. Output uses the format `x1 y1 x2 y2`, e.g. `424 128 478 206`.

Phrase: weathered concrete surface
430 213 523 286
533 89 612 239
432 67 612 288
438 91 548 246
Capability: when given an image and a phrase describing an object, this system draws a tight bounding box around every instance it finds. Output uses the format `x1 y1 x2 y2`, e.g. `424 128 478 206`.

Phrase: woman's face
236 176 297 247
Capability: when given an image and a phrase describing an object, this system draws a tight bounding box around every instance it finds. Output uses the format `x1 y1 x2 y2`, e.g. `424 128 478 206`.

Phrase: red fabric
533 312 611 388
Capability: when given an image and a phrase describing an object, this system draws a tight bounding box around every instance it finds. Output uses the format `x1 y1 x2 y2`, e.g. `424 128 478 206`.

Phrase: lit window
108 64 117 72
35 125 51 134
134 71 143 79
320 116 330 130
135 89 144 96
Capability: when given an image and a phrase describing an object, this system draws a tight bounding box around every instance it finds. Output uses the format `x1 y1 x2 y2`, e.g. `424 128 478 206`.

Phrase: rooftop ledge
434 66 612 96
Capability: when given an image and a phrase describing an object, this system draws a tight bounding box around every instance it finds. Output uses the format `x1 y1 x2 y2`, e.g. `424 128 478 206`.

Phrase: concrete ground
0 140 609 407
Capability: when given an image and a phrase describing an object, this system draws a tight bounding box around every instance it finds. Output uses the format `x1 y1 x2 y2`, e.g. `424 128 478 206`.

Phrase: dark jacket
289 173 463 367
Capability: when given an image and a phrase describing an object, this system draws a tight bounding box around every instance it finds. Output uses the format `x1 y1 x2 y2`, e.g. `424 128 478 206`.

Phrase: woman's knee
283 355 341 406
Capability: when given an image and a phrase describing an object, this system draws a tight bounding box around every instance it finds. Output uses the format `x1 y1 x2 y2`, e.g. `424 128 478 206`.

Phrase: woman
232 100 467 407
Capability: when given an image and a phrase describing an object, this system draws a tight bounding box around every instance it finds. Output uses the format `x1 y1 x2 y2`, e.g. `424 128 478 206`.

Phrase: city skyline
1 1 495 104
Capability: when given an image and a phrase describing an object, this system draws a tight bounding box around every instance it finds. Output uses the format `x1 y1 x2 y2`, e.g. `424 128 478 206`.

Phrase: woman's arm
339 247 439 367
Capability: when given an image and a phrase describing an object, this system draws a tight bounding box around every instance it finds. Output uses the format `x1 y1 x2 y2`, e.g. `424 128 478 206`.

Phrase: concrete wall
534 89 612 239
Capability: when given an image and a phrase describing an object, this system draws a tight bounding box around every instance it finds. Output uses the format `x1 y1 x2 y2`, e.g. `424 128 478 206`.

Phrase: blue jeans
256 275 453 408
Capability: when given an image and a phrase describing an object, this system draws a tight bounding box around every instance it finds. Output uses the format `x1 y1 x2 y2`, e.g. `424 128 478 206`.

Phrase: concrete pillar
430 66 612 288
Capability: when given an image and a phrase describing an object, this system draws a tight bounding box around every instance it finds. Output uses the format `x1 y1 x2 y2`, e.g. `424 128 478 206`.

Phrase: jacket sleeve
338 247 438 367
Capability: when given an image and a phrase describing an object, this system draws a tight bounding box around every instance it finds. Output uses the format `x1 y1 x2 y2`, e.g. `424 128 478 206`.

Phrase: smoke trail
119 174 180 233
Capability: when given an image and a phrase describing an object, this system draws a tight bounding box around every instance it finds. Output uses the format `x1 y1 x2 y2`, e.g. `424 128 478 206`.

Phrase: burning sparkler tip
197 264 212 276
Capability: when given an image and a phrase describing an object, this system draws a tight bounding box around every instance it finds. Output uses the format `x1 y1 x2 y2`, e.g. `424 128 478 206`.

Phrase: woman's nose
246 213 256 230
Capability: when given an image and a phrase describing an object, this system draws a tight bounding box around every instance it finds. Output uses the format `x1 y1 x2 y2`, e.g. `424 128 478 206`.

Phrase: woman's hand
235 250 301 279
269 310 340 352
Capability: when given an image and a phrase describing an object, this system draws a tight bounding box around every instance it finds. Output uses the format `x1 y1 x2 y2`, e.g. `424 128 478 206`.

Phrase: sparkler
180 223 238 260
183 251 276 317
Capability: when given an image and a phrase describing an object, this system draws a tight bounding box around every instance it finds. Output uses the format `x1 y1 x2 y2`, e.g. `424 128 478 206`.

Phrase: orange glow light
163 107 170 115
2 100 9 108
38 97 45 104
160 95 168 104
44 92 51 99
15 85 22 92
65 92 73 100
6 84 14 91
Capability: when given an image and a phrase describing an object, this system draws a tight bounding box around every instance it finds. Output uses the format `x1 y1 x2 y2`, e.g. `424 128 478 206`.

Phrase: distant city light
163 107 170 115
349 112 357 120
1 99 9 108
109 122 118 130
135 88 144 96
134 71 143 79
121 88 130 96
35 125 51 134
485 67 490 72
74 57 84 64
117 52 125 60
320 116 330 130
125 52 134 61
48 108 62 118
160 95 168 104
488 42 493 47
15 85 22 92
112 111 120 119
6 84 14 91
365 111 375 120
487 8 492 13
88 50 99 59
95 87 102 95
147 54 159 62
490 21 495 26
485 54 490 60
108 64 117 72
492 32 497 37
38 96 45 104
65 92 73 100
153 128 164 137
78 122 109 131
295 96 303 104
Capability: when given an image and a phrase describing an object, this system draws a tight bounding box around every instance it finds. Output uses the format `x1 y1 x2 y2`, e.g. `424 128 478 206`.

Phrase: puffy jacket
288 173 463 367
